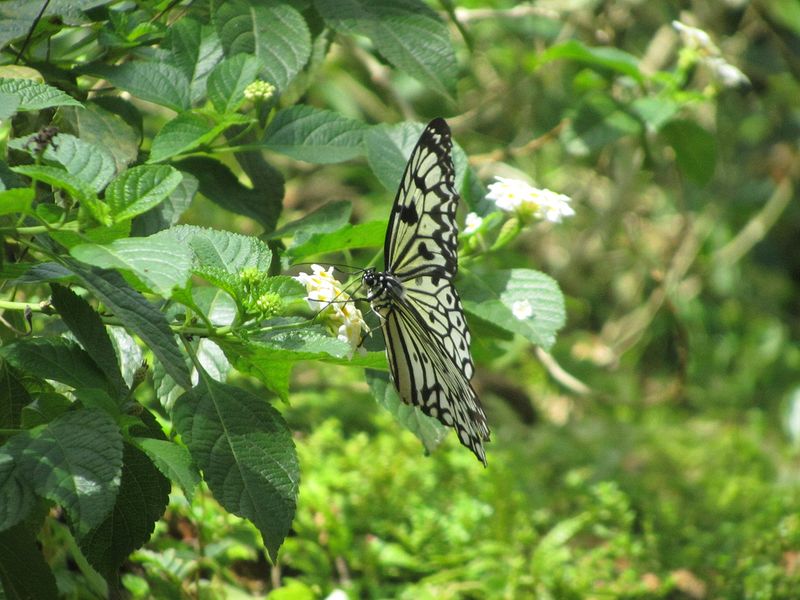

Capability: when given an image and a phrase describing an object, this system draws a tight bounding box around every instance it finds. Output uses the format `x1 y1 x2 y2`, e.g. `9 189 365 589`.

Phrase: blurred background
120 1 800 598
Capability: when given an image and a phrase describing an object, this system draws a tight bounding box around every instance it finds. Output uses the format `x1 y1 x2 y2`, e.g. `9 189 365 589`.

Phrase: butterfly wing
384 118 459 280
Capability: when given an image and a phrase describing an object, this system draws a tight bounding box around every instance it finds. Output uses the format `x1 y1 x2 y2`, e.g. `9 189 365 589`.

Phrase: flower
244 80 276 101
672 20 718 55
511 299 533 320
463 212 483 234
704 56 749 87
486 177 574 223
295 264 368 358
672 20 748 88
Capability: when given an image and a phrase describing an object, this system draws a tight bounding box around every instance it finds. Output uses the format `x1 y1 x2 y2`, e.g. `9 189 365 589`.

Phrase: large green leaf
84 62 190 112
133 437 200 500
287 221 386 258
207 54 263 113
314 0 458 98
173 377 299 561
535 40 644 82
60 101 139 173
0 77 82 110
105 165 183 222
263 106 367 163
214 0 311 93
460 269 566 351
0 523 59 599
661 119 717 186
149 112 238 163
167 18 224 103
268 200 352 242
0 187 33 215
0 435 35 531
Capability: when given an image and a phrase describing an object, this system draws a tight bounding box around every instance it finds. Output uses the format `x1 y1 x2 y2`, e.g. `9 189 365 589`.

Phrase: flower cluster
672 20 749 88
238 267 284 319
486 176 575 223
244 80 276 101
295 264 367 358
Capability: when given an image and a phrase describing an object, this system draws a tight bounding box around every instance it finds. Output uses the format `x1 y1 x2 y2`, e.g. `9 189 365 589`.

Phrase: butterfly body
364 118 490 465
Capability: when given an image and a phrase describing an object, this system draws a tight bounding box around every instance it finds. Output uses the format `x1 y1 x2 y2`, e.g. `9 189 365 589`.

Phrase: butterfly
362 118 490 465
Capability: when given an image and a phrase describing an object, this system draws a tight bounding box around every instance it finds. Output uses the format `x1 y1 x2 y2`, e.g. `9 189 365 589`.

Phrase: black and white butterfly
362 118 490 465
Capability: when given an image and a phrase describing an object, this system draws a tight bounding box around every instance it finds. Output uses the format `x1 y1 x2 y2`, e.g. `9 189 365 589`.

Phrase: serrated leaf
149 112 234 163
11 164 98 205
50 283 127 398
21 393 72 429
0 523 59 599
263 106 367 163
20 409 123 536
0 361 29 428
287 221 386 258
64 260 192 390
365 121 469 192
106 164 183 221
50 220 131 250
83 62 190 112
268 200 352 242
661 119 717 186
11 262 73 284
315 0 457 98
207 54 262 113
60 102 139 173
131 171 198 236
167 18 225 104
460 269 566 351
261 276 306 302
214 0 311 93
0 435 36 531
0 91 20 118
134 437 200 500
78 443 170 580
173 377 298 560
0 187 33 215
0 337 114 393
366 369 447 453
70 236 193 298
536 40 644 82
0 77 83 110
177 157 282 229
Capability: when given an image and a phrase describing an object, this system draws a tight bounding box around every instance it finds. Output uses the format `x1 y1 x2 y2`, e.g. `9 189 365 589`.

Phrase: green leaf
314 0 458 98
0 187 33 215
50 220 131 250
21 393 72 429
167 18 224 103
460 269 566 351
207 54 262 113
0 337 114 393
0 361 29 428
20 409 123 536
267 200 352 242
173 377 299 561
0 435 35 531
105 165 183 222
50 283 127 398
287 221 386 258
364 121 469 192
177 157 282 229
366 369 448 454
149 112 240 163
131 172 198 236
0 77 83 110
11 164 98 205
78 443 170 581
64 260 192 390
70 236 193 298
561 92 642 156
83 62 190 112
60 101 140 173
0 523 59 599
660 119 717 186
214 0 311 93
263 106 367 163
133 437 200 500
536 40 644 82
0 91 20 118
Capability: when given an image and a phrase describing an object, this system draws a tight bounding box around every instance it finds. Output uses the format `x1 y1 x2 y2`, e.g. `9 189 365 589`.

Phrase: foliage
1 0 799 598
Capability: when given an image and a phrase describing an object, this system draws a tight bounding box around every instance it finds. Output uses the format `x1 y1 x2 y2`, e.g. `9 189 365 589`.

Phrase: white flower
463 212 483 234
704 56 749 87
672 20 719 54
244 80 276 101
486 177 574 223
511 299 533 320
295 264 367 358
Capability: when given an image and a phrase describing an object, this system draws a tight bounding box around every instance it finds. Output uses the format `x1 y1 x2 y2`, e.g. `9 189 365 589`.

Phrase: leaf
131 171 198 236
83 62 190 112
460 269 566 351
167 18 225 104
0 523 59 599
561 92 642 157
660 119 717 186
0 435 35 531
0 92 20 118
262 105 367 163
11 164 97 205
364 121 469 192
0 337 114 393
64 260 192 390
172 377 299 560
149 112 240 163
314 0 458 98
0 187 33 215
287 221 386 258
60 101 139 173
0 77 83 110
105 165 183 222
133 437 200 500
214 0 311 93
20 409 123 537
535 40 644 82
70 236 193 298
50 283 127 398
50 220 131 250
78 443 170 581
207 54 262 113
0 361 29 428
267 200 352 242
366 369 448 454
178 157 282 229
11 262 73 284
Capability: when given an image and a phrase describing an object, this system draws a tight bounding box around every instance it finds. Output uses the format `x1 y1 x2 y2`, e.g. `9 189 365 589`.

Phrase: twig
535 347 592 396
